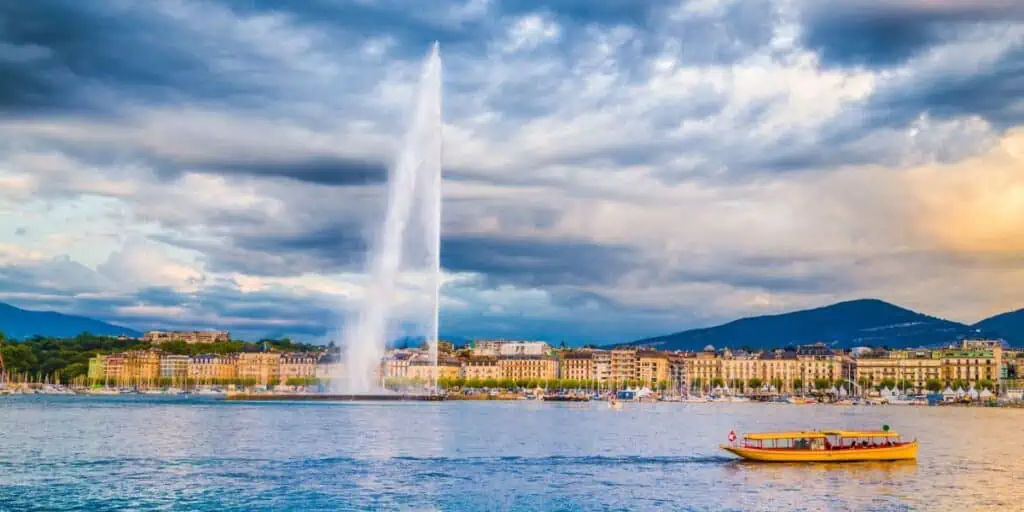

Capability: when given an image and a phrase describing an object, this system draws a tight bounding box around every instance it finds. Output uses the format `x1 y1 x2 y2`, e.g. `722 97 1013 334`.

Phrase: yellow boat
720 429 917 462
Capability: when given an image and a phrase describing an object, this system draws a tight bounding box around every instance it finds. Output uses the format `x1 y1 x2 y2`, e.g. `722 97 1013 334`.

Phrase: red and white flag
728 430 737 443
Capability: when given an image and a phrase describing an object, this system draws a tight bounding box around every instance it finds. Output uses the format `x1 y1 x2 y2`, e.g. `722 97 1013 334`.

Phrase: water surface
1 396 1021 511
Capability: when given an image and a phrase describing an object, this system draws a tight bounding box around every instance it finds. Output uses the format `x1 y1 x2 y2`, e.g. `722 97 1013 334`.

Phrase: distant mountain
973 309 1024 346
0 302 141 340
623 299 981 351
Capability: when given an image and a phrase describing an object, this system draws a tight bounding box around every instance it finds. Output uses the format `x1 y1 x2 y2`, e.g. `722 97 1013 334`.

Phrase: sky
1 0 1023 344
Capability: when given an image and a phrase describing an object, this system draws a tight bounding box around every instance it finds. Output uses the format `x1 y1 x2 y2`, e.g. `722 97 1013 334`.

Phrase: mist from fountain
336 43 443 394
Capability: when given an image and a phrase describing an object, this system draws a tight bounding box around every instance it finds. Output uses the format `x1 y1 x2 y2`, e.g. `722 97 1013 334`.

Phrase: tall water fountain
337 43 443 394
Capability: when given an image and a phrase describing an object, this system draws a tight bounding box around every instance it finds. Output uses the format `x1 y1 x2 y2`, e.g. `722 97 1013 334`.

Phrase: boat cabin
740 431 906 450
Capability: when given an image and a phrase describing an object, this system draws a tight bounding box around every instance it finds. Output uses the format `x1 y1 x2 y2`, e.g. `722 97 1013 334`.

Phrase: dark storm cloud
123 286 337 340
233 0 487 55
199 157 389 186
0 261 338 339
668 254 857 294
868 44 1024 129
441 235 635 287
500 0 656 25
134 287 191 308
0 258 108 295
801 0 1024 68
0 1 253 115
154 226 368 278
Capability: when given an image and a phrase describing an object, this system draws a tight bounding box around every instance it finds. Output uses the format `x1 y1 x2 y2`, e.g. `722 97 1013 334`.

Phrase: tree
857 376 871 390
897 379 915 392
925 379 942 393
977 379 994 391
691 378 703 392
879 378 896 390
814 378 831 391
791 378 804 392
1 343 38 374
711 377 725 389
770 378 784 392
657 381 668 392
748 378 763 390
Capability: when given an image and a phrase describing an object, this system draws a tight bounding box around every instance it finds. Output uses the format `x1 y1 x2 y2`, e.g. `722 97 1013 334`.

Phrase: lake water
1 396 1022 511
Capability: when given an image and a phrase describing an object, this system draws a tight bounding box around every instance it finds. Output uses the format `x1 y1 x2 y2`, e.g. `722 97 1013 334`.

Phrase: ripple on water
1 396 1022 511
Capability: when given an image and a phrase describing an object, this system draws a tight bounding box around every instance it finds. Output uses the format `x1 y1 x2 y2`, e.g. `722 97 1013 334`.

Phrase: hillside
0 302 141 340
626 299 979 351
973 309 1024 346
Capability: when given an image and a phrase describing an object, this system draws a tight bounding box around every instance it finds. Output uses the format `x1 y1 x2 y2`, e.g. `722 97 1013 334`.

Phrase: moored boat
720 428 917 462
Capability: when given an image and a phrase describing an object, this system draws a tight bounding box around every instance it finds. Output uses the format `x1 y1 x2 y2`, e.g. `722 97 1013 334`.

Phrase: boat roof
744 430 900 440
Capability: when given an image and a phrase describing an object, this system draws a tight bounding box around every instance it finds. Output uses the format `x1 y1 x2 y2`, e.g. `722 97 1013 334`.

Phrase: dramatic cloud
0 0 1022 343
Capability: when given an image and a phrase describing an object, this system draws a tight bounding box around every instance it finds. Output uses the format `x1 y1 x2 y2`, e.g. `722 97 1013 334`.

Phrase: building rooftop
497 355 557 361
562 351 594 360
760 350 797 360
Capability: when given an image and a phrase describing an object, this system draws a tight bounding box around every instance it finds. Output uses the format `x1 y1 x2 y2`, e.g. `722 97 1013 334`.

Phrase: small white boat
88 388 121 395
681 396 710 403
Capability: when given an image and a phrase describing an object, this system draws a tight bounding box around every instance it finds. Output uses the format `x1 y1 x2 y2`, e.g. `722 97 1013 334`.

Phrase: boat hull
720 441 917 462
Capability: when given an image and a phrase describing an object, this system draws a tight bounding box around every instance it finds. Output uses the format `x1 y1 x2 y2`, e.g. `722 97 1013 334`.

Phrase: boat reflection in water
727 459 919 477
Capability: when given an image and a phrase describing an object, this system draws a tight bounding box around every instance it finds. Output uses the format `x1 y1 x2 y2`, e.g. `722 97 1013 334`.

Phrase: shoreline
3 391 1022 408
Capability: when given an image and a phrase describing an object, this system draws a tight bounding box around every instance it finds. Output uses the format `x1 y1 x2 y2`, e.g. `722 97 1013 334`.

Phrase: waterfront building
795 343 844 390
314 353 344 381
718 348 761 392
88 355 106 382
238 353 281 386
1004 350 1024 389
498 355 558 381
160 355 190 380
473 340 552 357
668 354 689 394
408 354 461 382
280 352 318 381
122 350 161 384
936 339 1002 388
756 349 800 392
188 354 239 383
636 351 670 387
462 356 501 380
853 349 941 391
382 352 411 379
560 351 594 381
686 347 721 392
610 349 637 385
686 343 844 394
144 330 231 344
104 355 125 384
592 350 611 384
